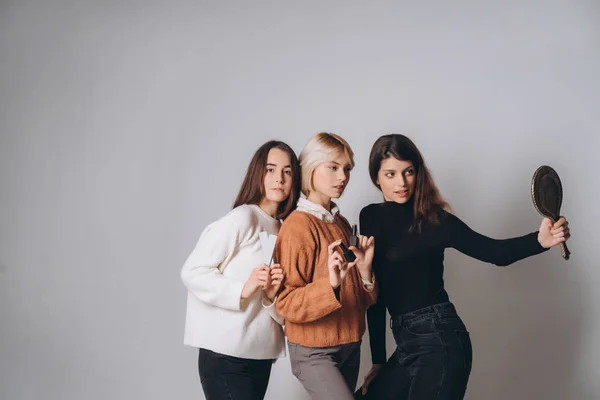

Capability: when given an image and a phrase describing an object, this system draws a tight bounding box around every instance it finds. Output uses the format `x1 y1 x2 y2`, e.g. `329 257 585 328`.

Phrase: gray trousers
288 341 361 400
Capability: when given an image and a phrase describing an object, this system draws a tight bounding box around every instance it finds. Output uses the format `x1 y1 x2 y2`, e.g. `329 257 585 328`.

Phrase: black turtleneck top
359 199 548 364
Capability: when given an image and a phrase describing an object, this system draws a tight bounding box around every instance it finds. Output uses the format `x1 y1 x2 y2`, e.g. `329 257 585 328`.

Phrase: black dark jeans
356 302 473 400
198 348 273 400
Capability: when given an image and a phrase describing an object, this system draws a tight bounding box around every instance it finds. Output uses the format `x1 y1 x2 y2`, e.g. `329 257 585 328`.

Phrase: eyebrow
329 161 352 168
267 163 292 168
384 166 414 173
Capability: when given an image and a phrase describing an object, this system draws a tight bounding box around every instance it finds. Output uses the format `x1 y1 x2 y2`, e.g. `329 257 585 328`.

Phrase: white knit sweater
181 204 285 359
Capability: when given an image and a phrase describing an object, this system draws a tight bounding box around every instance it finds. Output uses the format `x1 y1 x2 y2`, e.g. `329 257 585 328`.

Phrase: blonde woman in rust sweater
274 132 378 400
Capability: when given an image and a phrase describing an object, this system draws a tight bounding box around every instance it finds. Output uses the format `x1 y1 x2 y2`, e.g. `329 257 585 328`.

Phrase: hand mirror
531 165 570 260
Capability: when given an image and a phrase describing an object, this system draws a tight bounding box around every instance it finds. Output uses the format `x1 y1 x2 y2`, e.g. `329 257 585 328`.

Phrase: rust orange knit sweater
274 210 378 347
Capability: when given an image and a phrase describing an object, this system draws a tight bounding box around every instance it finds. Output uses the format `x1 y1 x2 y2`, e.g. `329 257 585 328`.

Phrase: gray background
1 1 598 399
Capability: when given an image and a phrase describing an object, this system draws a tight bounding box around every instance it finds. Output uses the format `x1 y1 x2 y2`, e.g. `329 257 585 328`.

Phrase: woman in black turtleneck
354 134 570 400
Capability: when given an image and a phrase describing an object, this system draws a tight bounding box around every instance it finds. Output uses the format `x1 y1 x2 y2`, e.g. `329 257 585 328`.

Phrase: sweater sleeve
180 207 252 311
275 216 342 323
443 212 549 266
262 293 284 325
367 293 387 364
360 205 387 364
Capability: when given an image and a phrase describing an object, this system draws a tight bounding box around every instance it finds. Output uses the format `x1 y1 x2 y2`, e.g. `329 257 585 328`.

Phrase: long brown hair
368 134 449 232
233 141 301 220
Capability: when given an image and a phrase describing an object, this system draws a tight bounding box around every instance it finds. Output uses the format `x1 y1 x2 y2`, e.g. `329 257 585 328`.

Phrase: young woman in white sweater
181 140 301 400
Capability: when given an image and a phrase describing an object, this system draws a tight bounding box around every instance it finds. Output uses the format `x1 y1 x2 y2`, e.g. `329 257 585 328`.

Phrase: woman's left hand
263 264 284 302
538 216 571 248
349 235 375 276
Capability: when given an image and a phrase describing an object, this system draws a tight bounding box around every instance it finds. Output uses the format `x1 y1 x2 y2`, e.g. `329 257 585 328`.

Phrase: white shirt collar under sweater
296 195 340 223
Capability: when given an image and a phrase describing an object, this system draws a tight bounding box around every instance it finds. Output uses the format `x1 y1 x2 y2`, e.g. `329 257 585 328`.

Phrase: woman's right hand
362 364 383 395
328 240 351 289
263 263 284 302
241 264 269 299
538 216 570 248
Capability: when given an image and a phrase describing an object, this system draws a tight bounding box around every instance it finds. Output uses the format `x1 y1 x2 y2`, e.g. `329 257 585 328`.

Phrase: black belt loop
390 315 402 329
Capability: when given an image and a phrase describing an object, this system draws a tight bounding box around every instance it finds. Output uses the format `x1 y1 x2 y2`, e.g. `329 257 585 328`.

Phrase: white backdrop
1 1 598 399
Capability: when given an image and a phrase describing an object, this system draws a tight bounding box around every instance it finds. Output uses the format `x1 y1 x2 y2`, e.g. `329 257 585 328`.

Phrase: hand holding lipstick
348 226 375 282
327 225 375 288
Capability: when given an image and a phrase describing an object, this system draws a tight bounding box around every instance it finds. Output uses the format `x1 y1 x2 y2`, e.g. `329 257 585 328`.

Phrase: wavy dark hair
368 134 449 232
233 140 301 220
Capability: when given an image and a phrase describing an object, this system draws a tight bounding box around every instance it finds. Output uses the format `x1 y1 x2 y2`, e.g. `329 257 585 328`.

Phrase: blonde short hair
299 132 355 196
